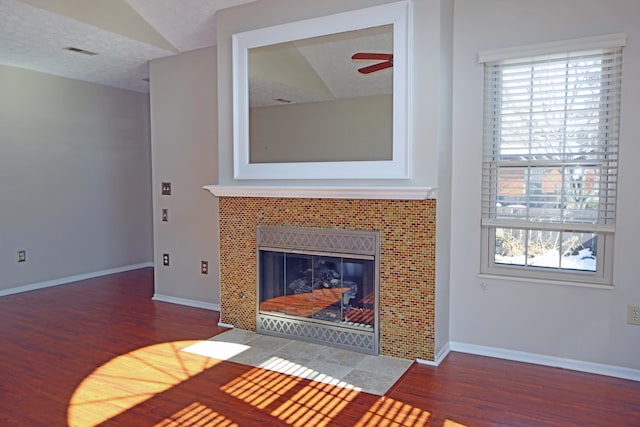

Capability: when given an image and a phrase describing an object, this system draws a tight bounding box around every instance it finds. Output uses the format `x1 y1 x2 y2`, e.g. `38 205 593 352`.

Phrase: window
479 35 625 286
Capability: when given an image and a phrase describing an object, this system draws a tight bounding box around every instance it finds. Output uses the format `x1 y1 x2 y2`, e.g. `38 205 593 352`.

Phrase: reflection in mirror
232 1 410 180
248 25 393 164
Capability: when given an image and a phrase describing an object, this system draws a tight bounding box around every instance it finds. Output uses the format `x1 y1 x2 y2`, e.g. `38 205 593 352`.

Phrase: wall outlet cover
628 305 640 325
161 182 171 195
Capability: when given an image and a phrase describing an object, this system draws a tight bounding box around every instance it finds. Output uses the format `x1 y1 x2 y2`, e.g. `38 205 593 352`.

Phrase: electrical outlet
17 250 26 263
201 261 208 274
162 253 170 266
628 305 640 326
161 182 171 195
161 208 168 222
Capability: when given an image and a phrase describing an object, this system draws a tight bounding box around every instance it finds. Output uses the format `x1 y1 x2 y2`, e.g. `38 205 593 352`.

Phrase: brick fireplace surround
218 197 436 361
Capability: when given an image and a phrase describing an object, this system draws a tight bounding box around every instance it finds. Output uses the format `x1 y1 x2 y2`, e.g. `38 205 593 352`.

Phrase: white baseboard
217 322 235 328
0 262 153 297
416 342 451 366
435 342 451 365
449 341 640 382
152 293 221 312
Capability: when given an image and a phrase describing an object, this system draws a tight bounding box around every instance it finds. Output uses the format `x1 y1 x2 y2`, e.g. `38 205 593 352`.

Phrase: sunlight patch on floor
67 340 223 427
258 355 362 390
181 341 250 360
221 366 304 410
153 402 238 427
354 397 432 427
271 380 360 427
219 362 436 427
220 365 360 427
66 335 436 427
443 419 468 427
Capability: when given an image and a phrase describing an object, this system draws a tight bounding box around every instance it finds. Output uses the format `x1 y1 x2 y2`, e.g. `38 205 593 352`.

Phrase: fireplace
216 196 436 361
256 225 380 354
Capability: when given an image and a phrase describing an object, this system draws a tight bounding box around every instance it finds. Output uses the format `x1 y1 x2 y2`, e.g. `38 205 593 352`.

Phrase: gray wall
450 0 640 371
434 0 454 360
0 65 153 292
149 47 221 306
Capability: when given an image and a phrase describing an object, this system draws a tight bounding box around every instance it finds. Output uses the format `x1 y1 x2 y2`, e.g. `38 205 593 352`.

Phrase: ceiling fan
351 52 393 74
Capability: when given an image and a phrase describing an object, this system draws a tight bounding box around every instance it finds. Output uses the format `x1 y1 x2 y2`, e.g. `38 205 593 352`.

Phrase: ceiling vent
63 47 98 56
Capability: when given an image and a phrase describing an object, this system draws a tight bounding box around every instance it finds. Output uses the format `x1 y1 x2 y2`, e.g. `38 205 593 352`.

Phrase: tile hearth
205 329 413 395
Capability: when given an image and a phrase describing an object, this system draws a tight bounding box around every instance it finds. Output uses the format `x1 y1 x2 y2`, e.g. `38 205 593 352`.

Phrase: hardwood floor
1 268 639 426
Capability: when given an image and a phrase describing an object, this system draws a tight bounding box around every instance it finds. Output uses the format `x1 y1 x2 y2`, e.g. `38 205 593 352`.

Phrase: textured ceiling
0 0 393 97
125 0 256 52
0 0 256 92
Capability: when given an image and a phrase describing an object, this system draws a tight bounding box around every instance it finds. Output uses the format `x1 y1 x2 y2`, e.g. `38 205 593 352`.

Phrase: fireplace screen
259 251 375 328
256 226 379 354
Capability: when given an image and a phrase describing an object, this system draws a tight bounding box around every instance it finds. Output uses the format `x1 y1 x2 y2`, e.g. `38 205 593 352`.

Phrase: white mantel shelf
203 185 437 200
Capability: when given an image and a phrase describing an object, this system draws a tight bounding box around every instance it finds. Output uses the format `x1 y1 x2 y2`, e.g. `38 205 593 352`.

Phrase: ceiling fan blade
351 52 393 61
357 61 393 74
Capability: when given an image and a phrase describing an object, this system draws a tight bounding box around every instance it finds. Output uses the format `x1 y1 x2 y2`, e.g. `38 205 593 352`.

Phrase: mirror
232 1 410 180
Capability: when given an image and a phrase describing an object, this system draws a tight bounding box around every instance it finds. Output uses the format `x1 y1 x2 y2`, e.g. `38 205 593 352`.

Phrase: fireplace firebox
256 226 380 354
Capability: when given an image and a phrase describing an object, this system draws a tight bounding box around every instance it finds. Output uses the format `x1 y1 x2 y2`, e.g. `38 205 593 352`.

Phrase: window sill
477 273 615 290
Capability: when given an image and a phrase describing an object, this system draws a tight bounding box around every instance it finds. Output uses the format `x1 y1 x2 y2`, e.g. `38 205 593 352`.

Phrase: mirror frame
232 1 411 180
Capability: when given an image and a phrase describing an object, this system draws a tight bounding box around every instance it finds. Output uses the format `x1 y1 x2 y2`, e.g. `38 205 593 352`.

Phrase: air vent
64 47 98 56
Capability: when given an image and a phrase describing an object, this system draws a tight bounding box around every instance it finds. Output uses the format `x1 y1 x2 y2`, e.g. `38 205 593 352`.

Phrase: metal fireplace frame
256 225 380 355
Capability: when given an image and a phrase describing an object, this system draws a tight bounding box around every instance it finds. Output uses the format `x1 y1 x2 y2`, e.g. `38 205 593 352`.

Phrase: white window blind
480 41 623 284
